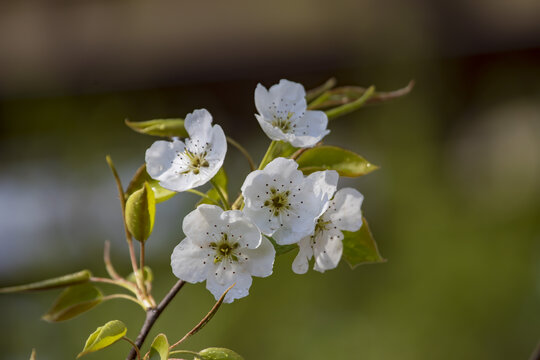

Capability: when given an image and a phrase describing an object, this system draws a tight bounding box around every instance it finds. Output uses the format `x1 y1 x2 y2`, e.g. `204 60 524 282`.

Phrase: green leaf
267 236 297 256
148 333 169 360
77 320 127 358
29 349 36 360
126 164 176 203
42 283 103 322
198 168 228 206
125 118 188 138
296 145 378 177
197 348 244 360
125 182 156 242
127 266 153 285
274 141 297 158
0 270 92 293
342 217 385 268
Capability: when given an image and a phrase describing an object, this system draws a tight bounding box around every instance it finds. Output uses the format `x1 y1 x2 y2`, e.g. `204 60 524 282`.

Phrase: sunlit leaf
126 164 176 203
0 270 92 293
197 347 244 360
29 349 36 360
274 141 297 158
125 182 156 242
125 118 188 138
198 168 228 206
77 320 127 358
296 145 378 177
148 333 169 360
42 284 103 322
342 217 385 268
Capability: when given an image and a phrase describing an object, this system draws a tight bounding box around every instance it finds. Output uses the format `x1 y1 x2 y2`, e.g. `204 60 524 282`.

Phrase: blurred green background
1 1 540 359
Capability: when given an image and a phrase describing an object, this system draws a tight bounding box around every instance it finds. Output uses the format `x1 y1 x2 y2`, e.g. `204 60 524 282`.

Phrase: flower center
181 150 209 175
315 217 331 232
271 112 294 133
264 188 291 216
210 234 239 263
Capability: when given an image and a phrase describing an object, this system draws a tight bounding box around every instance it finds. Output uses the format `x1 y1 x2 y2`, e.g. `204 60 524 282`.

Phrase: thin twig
210 179 230 210
103 240 122 280
169 283 234 350
102 294 145 308
106 156 145 301
125 280 186 360
226 136 256 171
122 337 141 360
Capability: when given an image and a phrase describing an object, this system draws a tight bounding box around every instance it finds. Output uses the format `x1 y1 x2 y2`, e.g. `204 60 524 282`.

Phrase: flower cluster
145 79 365 302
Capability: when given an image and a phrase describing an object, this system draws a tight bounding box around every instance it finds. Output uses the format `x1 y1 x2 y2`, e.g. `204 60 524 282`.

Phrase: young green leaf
296 145 378 177
0 270 92 293
42 283 103 322
77 320 127 358
148 333 169 360
125 182 156 242
197 347 244 360
197 168 228 206
126 164 176 203
342 217 385 268
125 118 188 138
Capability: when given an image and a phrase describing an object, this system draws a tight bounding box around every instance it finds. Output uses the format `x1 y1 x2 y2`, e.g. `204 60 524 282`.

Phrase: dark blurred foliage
1 1 540 359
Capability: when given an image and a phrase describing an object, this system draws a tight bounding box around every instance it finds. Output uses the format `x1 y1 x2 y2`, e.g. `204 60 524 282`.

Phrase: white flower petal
171 237 212 283
245 236 276 277
303 170 339 217
185 109 213 143
290 110 330 148
269 79 306 103
145 139 186 180
292 236 314 274
145 109 226 192
182 204 223 244
256 114 289 142
220 210 262 249
313 229 344 273
328 188 364 232
272 224 311 245
206 270 252 303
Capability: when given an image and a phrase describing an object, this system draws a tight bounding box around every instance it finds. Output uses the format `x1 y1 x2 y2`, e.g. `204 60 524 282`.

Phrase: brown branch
125 280 186 360
529 341 540 360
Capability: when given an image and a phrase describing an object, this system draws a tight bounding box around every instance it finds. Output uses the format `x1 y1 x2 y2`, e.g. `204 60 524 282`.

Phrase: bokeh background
1 1 540 359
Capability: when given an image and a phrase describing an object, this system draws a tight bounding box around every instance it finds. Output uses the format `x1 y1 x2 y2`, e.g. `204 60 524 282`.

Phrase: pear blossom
254 79 329 148
145 109 226 192
171 204 275 303
292 188 364 274
241 157 338 245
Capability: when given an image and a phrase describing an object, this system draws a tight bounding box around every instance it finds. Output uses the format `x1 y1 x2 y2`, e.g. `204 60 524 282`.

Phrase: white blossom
292 188 364 274
145 109 226 192
241 157 338 245
171 204 275 303
254 79 329 148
